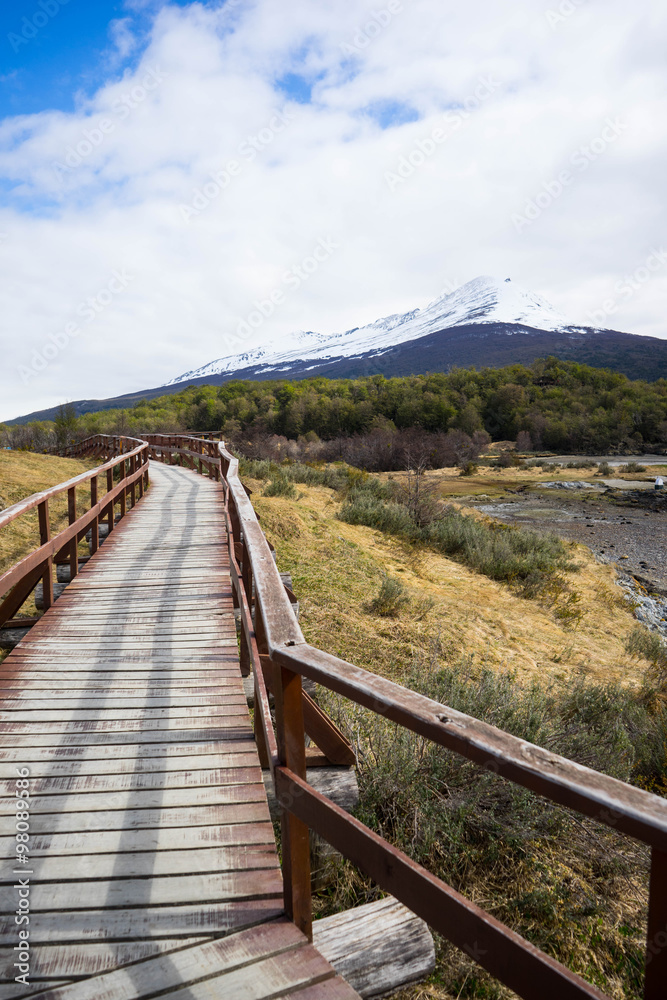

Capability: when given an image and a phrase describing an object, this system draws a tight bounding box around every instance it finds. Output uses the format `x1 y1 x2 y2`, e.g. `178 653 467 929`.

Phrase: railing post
90 475 99 554
119 459 127 518
272 644 312 941
106 468 114 533
37 500 53 610
67 486 78 580
645 848 667 998
130 455 137 506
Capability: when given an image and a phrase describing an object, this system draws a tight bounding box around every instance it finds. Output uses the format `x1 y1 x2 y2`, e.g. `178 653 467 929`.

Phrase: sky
0 0 666 420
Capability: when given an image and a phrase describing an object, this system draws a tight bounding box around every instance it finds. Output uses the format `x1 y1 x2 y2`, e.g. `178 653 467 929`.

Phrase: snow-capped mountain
10 275 666 426
167 276 574 386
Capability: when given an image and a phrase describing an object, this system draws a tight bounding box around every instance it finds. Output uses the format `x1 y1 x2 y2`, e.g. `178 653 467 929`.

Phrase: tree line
3 357 666 457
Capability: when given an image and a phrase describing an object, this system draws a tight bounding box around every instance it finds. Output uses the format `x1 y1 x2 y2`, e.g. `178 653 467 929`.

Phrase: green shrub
263 475 297 498
340 490 573 594
625 626 667 690
618 462 647 474
367 576 410 617
597 461 611 476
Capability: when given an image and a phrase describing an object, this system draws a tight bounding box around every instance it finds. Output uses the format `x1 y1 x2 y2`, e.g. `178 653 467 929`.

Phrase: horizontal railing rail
68 431 667 1000
0 435 149 627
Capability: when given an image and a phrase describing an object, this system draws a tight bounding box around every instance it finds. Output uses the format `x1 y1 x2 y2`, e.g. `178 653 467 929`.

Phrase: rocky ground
464 485 667 594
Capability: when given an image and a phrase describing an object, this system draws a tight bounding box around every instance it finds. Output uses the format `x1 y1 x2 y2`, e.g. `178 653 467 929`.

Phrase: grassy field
249 468 665 999
0 450 99 621
251 478 645 686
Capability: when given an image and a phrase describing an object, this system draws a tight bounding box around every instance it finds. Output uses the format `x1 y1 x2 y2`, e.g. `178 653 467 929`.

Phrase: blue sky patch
361 99 420 129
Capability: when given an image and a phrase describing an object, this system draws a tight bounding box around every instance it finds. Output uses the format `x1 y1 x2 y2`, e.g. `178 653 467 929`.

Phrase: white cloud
0 0 666 419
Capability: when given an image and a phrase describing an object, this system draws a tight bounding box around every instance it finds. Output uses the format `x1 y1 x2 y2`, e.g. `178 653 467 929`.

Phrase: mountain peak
167 276 574 386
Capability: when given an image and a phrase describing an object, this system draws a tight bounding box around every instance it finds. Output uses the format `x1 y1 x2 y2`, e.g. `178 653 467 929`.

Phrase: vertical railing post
37 500 53 610
67 486 78 581
645 848 667 998
130 454 137 507
107 468 114 534
271 634 312 941
90 475 99 554
119 459 127 519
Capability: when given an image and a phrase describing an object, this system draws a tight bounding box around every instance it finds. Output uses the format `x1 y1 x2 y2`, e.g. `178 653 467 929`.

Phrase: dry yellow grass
250 480 646 688
0 450 98 619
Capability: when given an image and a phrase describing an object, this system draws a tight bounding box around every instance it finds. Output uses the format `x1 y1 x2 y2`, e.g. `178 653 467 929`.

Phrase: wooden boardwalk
0 463 360 999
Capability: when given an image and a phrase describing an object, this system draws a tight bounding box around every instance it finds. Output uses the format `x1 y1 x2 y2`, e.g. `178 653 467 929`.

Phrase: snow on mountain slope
167 276 573 385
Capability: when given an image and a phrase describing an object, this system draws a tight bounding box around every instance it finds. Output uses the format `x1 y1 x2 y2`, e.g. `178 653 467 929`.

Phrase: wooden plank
0 757 259 784
0 715 251 735
3 781 267 815
9 801 271 835
313 897 435 998
282 980 361 1000
0 738 256 763
0 869 282 912
0 899 285 944
0 703 246 721
0 845 278 883
0 696 248 710
0 938 201 983
0 820 276 857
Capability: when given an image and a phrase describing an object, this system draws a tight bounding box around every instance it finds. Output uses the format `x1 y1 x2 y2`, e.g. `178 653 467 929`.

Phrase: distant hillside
12 358 663 457
7 324 667 426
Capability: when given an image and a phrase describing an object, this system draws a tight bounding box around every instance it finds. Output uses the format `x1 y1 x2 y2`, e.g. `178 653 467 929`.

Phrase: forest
4 357 667 457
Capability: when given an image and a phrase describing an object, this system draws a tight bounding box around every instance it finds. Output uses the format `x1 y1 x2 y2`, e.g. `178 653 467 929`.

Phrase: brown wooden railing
0 435 149 628
57 434 667 998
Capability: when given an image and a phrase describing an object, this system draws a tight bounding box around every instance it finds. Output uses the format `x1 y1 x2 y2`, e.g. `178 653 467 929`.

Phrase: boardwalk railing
37 433 667 999
0 435 148 628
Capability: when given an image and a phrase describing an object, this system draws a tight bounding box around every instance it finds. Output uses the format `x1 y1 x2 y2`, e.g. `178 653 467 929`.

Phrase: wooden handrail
210 437 667 1000
63 432 667 999
0 435 149 626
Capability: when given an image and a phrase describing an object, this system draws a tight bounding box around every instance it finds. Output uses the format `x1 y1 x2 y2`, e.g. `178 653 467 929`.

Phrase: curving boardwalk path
0 463 359 999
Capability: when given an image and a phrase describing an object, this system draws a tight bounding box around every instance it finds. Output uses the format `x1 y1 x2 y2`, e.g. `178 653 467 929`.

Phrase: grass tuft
367 575 410 617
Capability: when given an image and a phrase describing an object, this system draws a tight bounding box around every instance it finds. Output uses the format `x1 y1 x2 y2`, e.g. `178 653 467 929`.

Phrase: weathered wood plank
313 897 435 998
0 869 283 912
0 898 285 943
2 781 267 815
11 800 271 835
0 845 278 883
0 820 276 857
0 738 255 762
0 753 256 778
0 939 201 983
